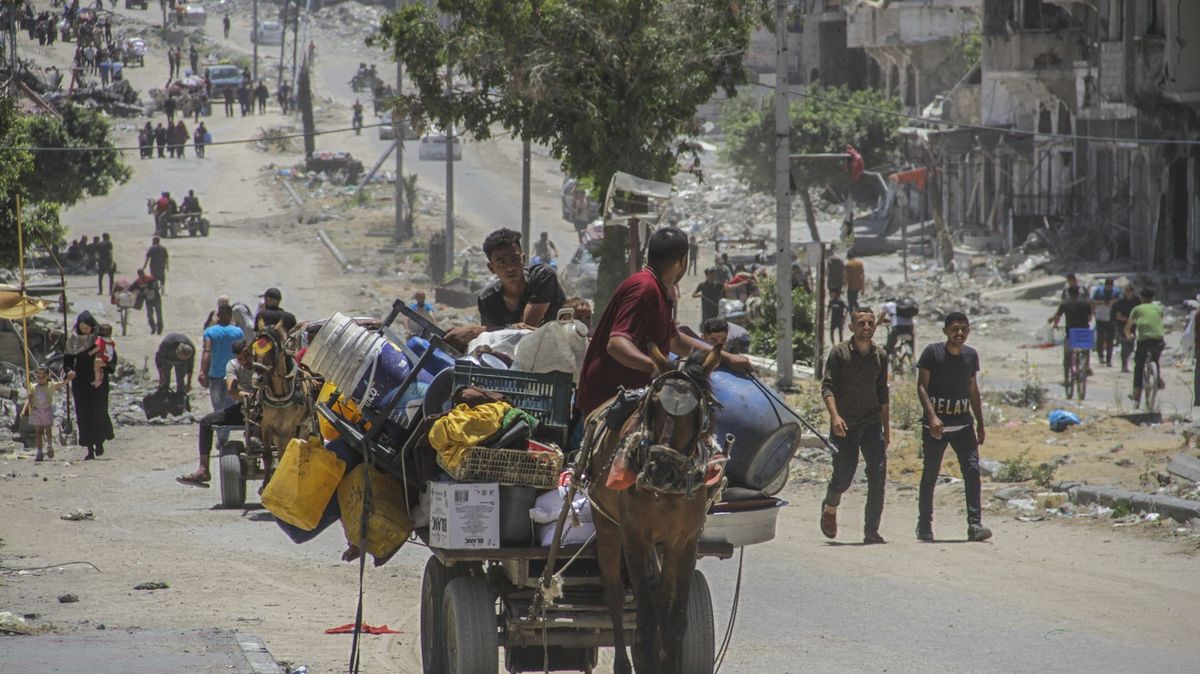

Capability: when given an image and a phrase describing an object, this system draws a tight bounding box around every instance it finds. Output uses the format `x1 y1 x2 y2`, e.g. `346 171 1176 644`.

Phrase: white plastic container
700 500 787 547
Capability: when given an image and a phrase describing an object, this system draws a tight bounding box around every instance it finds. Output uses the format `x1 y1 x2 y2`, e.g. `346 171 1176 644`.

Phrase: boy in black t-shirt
477 228 566 329
916 312 991 543
1049 285 1093 386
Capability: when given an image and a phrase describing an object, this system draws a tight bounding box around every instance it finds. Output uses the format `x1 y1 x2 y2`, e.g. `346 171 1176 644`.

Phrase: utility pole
395 56 408 240
773 0 793 389
521 140 531 256
290 5 301 90
444 62 455 276
277 0 289 87
252 0 259 82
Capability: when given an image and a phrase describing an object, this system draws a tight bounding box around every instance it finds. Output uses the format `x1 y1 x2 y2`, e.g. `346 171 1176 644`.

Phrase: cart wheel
219 452 246 509
422 557 475 674
762 467 789 497
677 570 715 674
201 219 210 237
443 577 498 674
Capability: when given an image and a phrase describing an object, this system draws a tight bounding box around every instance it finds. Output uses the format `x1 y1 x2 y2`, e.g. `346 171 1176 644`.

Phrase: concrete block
1166 453 1200 483
1069 484 1200 523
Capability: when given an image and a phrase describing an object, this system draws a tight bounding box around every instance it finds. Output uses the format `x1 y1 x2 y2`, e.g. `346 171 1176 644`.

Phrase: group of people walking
138 120 209 159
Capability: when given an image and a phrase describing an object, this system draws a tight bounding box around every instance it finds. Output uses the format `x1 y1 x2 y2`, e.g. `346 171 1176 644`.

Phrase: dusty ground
3 5 1200 673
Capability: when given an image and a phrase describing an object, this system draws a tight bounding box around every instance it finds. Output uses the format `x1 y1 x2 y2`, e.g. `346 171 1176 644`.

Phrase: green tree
0 98 129 267
721 84 902 241
24 104 132 207
748 274 816 364
373 0 761 310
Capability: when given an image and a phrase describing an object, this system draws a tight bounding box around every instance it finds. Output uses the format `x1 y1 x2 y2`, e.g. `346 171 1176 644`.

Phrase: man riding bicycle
879 298 917 358
1049 285 1093 387
1124 288 1165 406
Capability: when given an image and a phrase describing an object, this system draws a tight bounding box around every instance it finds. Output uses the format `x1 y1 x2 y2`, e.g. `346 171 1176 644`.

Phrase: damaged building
793 0 1200 273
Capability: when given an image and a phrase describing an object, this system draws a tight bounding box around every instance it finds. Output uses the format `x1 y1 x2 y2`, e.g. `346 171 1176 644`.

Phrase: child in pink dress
23 366 74 462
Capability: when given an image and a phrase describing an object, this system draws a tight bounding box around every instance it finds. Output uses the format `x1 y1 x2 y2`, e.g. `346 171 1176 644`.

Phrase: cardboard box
429 482 500 549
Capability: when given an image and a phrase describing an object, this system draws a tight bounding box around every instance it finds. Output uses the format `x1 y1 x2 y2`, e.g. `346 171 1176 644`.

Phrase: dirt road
3 6 1199 674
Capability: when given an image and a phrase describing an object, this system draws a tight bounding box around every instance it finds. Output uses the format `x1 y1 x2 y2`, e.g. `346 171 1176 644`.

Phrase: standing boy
828 288 848 344
820 307 890 544
916 312 991 543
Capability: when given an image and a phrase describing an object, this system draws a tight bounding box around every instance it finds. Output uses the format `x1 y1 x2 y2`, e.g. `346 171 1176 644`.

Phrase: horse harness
592 362 727 498
254 333 311 410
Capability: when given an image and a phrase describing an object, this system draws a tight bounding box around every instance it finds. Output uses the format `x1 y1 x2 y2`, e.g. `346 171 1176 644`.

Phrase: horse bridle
255 330 305 409
621 361 722 496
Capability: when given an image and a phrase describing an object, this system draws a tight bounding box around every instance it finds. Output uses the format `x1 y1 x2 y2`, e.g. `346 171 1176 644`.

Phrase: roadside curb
237 634 286 674
1054 481 1200 523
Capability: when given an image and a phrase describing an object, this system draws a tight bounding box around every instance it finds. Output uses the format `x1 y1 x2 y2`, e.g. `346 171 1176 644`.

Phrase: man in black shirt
1049 285 1093 386
820 306 890 544
95 232 114 295
143 236 169 294
477 228 566 330
1112 285 1139 373
916 312 990 543
692 267 724 323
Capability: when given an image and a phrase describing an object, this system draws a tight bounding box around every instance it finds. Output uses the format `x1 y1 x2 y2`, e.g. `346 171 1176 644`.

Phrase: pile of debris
312 2 389 39
869 275 1011 320
44 80 144 117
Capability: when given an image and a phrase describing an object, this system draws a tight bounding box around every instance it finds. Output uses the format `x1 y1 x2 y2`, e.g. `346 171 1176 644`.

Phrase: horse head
251 322 291 379
626 344 721 493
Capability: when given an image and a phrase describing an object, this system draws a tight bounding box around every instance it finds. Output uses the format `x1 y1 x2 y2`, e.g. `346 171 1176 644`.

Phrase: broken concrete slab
1166 453 1200 483
1066 484 1200 524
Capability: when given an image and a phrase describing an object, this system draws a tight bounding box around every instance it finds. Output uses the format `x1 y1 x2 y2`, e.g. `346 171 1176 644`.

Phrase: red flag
846 145 865 182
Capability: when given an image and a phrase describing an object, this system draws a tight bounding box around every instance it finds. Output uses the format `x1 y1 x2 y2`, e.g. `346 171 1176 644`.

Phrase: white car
418 127 463 161
251 20 284 46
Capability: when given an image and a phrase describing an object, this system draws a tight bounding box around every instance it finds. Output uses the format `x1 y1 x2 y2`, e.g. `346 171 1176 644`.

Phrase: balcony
984 30 1083 78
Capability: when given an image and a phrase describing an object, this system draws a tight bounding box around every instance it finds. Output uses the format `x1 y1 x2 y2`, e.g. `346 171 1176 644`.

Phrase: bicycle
1065 328 1093 400
115 290 135 336
1135 341 1164 410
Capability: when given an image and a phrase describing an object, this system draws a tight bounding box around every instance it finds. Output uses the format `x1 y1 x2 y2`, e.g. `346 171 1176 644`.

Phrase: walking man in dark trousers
916 311 992 543
820 306 890 544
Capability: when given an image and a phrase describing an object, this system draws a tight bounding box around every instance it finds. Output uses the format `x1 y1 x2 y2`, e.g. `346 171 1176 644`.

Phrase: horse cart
306 301 780 674
214 403 278 509
158 212 210 238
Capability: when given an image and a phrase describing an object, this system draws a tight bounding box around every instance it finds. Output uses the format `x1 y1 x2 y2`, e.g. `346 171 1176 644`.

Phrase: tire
422 557 475 674
219 452 246 508
1145 362 1159 409
442 576 498 674
1077 353 1087 401
201 220 210 237
120 309 129 337
677 570 715 674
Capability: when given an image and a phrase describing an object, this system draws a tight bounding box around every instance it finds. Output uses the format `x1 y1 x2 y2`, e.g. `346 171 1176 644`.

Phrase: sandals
176 472 211 488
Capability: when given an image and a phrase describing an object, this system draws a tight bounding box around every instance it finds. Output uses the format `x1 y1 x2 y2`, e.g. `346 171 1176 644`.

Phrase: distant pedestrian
131 269 164 334
828 288 847 344
98 56 110 86
154 122 167 158
193 93 206 122
223 13 230 39
143 236 169 292
277 81 291 113
95 232 114 295
688 235 699 275
845 251 865 310
173 120 189 159
916 312 991 543
188 45 198 76
193 122 207 158
255 81 269 114
222 85 235 117
692 268 724 323
64 311 114 461
201 304 244 449
1091 278 1119 367
237 83 250 116
820 306 889 544
826 250 845 295
164 95 177 125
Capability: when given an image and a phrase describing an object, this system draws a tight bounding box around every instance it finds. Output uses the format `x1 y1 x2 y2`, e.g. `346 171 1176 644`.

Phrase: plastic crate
1067 328 1094 350
452 365 573 439
439 446 563 489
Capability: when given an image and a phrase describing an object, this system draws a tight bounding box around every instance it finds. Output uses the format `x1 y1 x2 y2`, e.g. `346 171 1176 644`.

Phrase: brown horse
587 346 723 674
252 323 314 483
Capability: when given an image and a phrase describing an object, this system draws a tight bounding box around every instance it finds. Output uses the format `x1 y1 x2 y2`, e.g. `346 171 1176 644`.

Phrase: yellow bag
337 464 412 561
262 436 347 531
316 381 363 442
427 401 511 472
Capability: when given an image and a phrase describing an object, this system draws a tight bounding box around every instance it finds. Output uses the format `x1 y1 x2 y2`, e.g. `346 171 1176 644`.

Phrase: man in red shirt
576 227 752 416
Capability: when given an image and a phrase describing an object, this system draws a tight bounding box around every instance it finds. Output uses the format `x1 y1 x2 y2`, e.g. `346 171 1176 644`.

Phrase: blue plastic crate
452 365 574 443
1067 328 1094 350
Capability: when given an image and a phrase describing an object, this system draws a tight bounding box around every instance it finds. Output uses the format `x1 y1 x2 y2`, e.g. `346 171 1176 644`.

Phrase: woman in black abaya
63 311 114 459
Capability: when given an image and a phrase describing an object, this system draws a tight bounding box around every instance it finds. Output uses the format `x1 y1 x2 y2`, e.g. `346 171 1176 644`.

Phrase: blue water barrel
710 369 802 494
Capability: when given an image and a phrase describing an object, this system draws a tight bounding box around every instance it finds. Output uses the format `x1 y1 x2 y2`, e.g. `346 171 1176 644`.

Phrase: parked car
124 0 148 9
206 64 244 91
418 127 463 161
378 111 419 141
251 20 284 46
172 5 208 27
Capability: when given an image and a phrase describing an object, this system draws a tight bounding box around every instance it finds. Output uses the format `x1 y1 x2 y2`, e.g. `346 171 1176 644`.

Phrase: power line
753 81 1200 148
0 119 406 152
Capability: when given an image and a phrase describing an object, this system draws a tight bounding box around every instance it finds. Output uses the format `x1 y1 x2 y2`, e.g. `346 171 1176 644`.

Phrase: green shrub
748 275 816 365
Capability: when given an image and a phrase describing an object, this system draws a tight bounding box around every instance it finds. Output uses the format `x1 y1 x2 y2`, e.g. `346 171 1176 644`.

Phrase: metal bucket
302 312 412 409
